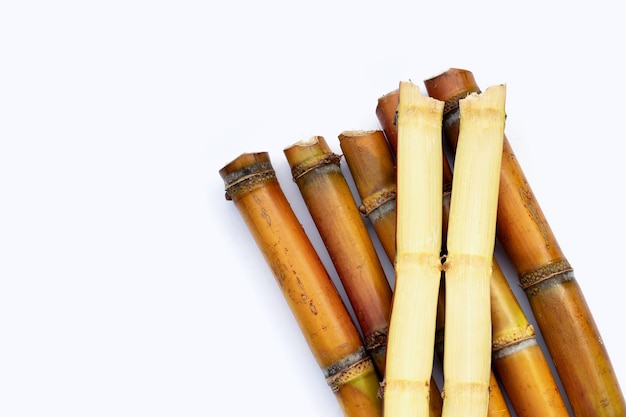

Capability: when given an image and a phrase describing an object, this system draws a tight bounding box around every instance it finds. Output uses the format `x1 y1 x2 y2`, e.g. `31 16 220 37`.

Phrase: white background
1 1 624 416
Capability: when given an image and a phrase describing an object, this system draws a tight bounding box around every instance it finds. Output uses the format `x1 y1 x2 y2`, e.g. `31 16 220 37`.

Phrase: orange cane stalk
338 130 397 263
376 89 400 156
383 81 444 417
220 152 382 417
425 67 626 417
283 136 393 377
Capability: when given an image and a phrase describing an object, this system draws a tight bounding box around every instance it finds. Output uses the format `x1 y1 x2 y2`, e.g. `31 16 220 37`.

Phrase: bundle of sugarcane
340 129 444 417
377 83 571 417
283 136 393 377
220 70 623 417
425 67 626 416
219 152 382 417
373 89 513 417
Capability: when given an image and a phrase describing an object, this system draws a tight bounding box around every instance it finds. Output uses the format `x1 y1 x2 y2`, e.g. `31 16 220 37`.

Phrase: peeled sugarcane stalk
425 67 626 417
442 84 506 417
435 281 512 417
339 129 444 417
219 152 382 417
437 147 512 417
383 81 444 417
375 89 512 417
283 136 393 376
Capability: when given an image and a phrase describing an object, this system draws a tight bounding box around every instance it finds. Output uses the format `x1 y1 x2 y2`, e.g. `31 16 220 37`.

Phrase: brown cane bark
283 137 393 377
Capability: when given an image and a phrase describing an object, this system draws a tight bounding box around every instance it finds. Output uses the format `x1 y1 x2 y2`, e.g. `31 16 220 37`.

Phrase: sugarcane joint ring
360 188 396 216
492 324 536 352
493 337 539 361
290 153 342 182
326 356 376 393
519 259 574 292
223 169 276 200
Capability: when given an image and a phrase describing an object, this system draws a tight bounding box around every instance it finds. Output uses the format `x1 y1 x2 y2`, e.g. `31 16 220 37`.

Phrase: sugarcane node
491 324 536 351
492 337 541 363
288 144 342 181
366 199 396 226
364 327 389 351
440 256 449 270
396 252 445 272
360 188 396 216
220 153 277 200
326 354 376 393
442 253 492 274
441 381 490 397
518 259 573 291
384 378 431 392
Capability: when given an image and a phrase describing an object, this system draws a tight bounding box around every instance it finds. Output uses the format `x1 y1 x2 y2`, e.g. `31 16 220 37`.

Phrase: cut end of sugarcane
289 135 322 147
460 84 507 114
338 129 378 138
398 81 445 124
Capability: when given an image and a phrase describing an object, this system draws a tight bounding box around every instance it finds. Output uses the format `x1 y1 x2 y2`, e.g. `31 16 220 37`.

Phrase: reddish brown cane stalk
283 136 393 377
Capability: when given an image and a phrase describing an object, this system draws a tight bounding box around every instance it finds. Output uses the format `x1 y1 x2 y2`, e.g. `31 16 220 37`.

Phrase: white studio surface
1 1 624 416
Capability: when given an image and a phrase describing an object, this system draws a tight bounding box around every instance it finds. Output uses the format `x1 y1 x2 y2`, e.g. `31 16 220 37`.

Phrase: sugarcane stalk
489 260 571 416
219 152 382 417
375 89 400 155
339 129 444 417
425 67 626 417
437 156 513 417
338 130 397 263
435 281 512 417
442 84 506 417
283 136 393 377
383 81 444 417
